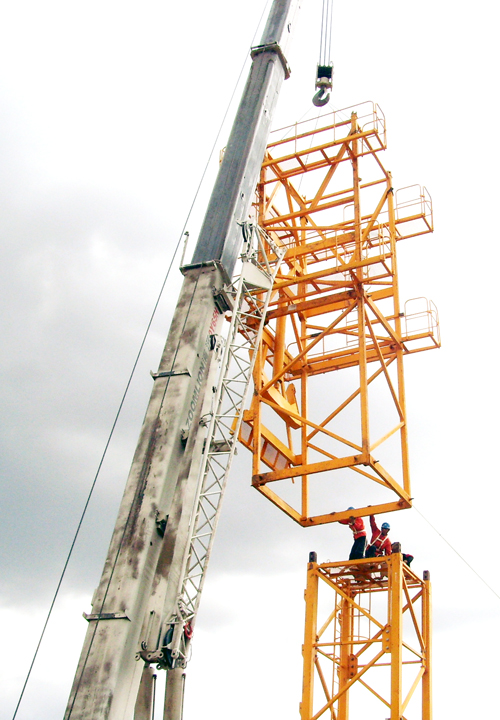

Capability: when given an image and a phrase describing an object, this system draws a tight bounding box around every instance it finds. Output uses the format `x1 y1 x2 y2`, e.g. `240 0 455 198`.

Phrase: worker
365 515 392 558
391 541 414 567
338 507 366 560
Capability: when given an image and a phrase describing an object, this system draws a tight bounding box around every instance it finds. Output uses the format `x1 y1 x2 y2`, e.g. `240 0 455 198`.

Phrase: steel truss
165 226 285 667
301 554 432 720
239 101 440 526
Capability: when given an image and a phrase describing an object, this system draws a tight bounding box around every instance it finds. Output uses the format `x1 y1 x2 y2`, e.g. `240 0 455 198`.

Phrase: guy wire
11 2 271 717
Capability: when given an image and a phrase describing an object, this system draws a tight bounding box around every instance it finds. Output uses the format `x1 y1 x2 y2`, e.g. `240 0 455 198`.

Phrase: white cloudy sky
1 1 499 718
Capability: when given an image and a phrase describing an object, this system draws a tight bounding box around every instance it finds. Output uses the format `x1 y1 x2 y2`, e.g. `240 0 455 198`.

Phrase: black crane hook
312 64 333 108
313 85 330 107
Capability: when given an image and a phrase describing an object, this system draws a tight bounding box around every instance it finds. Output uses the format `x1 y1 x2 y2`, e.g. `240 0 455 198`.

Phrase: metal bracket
151 369 191 380
138 647 166 665
83 611 130 621
250 41 291 79
212 287 234 314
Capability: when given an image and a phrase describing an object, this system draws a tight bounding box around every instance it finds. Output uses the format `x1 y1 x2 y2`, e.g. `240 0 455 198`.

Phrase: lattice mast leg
389 554 403 718
301 554 318 720
422 571 432 720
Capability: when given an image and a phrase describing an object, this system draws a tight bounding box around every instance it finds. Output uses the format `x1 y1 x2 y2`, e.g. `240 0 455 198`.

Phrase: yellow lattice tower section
301 554 432 720
239 101 439 527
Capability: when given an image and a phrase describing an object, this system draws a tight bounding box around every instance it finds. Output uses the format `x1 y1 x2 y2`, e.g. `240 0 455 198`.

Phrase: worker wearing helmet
339 507 366 560
365 515 392 558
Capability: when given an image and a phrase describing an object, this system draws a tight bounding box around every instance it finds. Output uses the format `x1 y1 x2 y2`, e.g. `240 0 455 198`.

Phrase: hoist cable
319 0 326 64
327 0 333 65
323 0 329 65
413 504 500 602
10 3 272 718
319 0 333 66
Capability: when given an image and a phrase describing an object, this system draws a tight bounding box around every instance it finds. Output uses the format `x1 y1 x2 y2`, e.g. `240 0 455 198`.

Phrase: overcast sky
1 1 499 718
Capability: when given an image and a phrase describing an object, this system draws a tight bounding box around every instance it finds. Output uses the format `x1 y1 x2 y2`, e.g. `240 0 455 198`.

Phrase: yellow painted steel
239 101 440 525
300 556 432 720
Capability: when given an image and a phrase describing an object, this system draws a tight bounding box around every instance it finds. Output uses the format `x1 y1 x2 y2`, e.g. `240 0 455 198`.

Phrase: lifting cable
413 504 500 602
313 0 334 107
10 3 272 718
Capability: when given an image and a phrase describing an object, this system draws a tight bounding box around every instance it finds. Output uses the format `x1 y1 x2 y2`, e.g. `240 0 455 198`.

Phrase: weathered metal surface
64 265 225 719
133 666 155 720
163 669 185 720
65 2 301 717
188 0 300 281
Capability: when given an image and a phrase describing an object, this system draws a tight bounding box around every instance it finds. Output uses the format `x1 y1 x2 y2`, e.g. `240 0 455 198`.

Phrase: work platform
301 553 432 720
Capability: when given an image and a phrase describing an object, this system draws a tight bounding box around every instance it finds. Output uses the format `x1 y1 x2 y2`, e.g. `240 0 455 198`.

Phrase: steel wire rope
10 2 272 717
413 504 500 602
319 0 333 67
326 0 333 67
319 0 326 65
296 108 323 195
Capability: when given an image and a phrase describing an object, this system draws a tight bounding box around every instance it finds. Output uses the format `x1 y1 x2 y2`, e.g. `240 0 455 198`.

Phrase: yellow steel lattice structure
240 102 440 526
301 554 432 720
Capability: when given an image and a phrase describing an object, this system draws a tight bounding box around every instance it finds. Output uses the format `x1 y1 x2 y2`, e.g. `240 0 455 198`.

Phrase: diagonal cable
413 504 500 602
11 3 272 717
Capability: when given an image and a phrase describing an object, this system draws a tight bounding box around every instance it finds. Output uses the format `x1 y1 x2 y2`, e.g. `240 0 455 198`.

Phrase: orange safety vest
367 531 391 556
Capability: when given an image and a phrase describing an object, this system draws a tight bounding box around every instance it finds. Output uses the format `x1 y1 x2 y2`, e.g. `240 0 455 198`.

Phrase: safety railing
395 184 433 239
402 297 441 352
269 100 386 150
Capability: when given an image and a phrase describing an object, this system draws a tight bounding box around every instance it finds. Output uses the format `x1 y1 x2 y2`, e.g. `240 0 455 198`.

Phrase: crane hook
312 64 333 108
313 86 330 107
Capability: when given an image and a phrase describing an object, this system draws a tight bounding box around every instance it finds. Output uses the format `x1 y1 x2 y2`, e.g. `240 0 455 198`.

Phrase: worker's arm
369 514 377 533
384 537 392 555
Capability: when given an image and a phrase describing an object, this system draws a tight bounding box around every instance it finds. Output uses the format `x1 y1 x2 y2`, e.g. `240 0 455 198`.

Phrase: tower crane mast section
240 104 440 525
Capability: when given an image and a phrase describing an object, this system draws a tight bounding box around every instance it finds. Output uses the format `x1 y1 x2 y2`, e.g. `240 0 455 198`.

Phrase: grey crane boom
188 0 299 281
64 1 300 719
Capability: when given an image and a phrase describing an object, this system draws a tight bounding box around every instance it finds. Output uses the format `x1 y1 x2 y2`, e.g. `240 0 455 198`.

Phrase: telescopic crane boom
64 2 300 719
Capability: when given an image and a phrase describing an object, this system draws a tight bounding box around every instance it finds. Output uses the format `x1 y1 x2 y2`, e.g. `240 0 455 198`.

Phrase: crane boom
190 0 298 281
64 2 300 718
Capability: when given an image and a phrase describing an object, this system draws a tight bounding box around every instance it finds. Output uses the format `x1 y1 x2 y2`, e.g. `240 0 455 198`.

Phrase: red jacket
340 516 366 539
368 515 392 556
